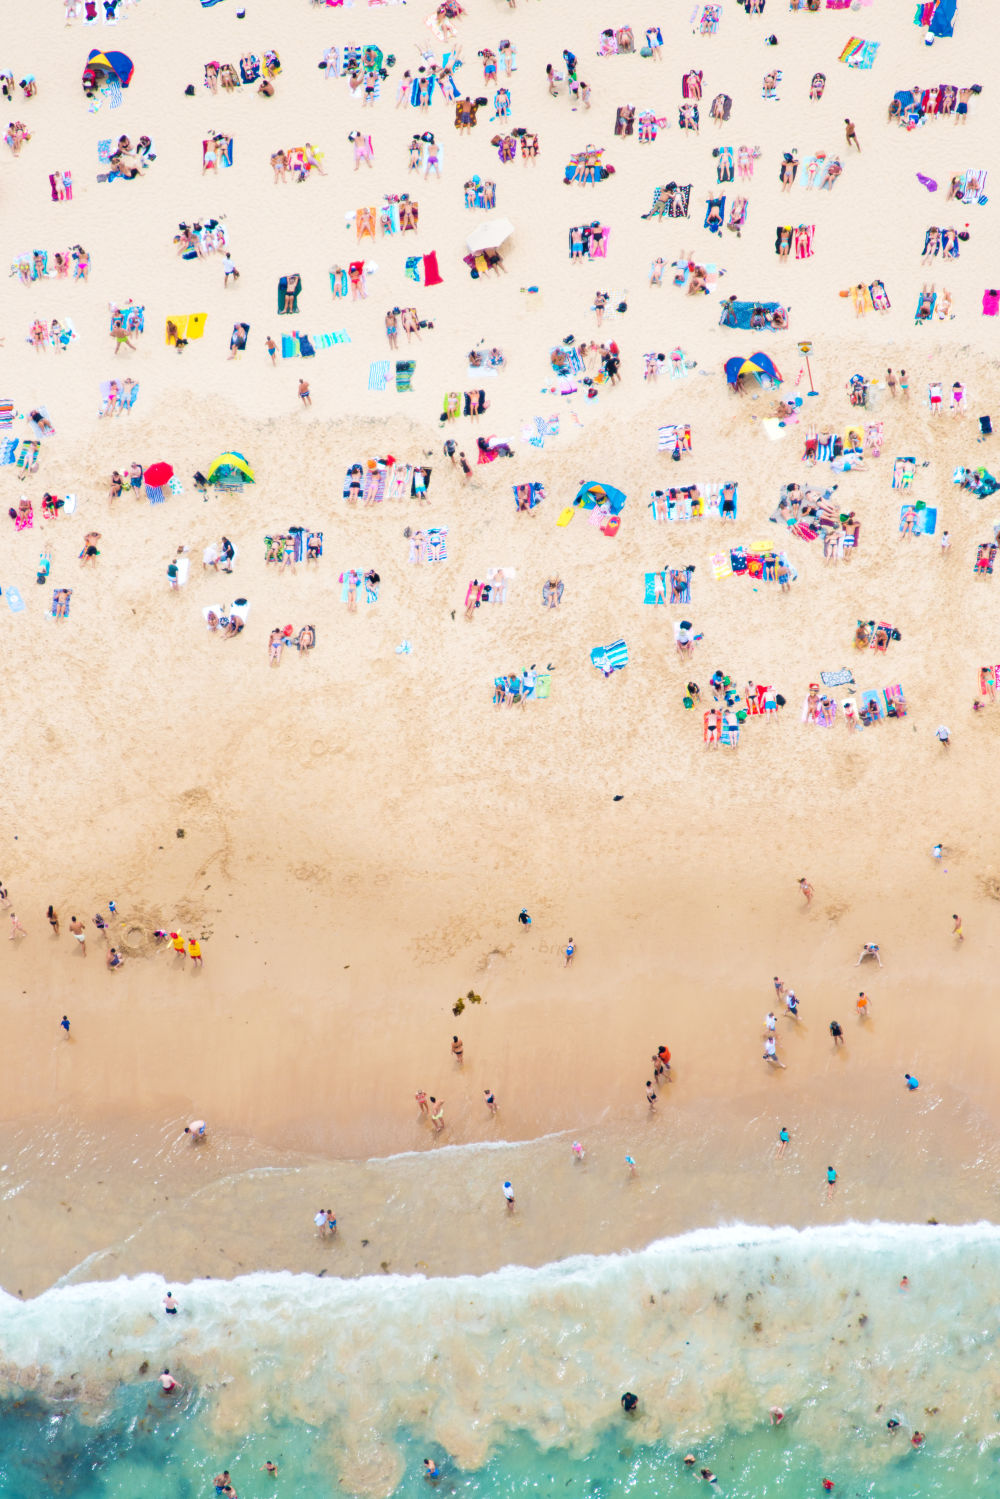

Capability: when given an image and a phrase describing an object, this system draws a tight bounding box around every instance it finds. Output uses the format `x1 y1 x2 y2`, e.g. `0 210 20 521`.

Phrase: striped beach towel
368 360 390 391
105 77 123 108
0 399 14 428
147 485 165 505
710 551 732 580
395 360 416 392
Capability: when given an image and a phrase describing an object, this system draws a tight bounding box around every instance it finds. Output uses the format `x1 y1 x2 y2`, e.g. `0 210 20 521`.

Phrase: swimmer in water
621 1391 638 1413
769 1407 785 1425
424 1459 441 1480
700 1470 718 1485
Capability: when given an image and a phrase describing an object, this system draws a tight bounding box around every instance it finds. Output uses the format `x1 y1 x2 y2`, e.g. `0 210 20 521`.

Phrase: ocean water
2 1223 1000 1498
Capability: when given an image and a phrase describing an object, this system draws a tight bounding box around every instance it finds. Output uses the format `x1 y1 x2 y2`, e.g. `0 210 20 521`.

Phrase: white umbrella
466 218 515 253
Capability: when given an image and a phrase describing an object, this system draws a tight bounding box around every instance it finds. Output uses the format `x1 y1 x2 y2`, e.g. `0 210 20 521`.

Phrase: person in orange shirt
856 992 870 1019
170 932 185 955
187 938 202 967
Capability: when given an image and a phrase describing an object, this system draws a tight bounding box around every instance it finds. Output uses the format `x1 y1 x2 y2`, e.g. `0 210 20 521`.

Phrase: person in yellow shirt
187 938 202 967
170 932 185 955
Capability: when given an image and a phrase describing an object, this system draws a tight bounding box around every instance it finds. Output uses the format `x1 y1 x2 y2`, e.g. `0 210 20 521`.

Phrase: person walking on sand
8 910 26 941
564 937 575 966
265 335 277 366
777 1125 789 1157
69 915 85 954
826 1165 837 1201
784 990 800 1019
844 118 860 151
773 976 786 1001
187 938 202 966
484 1088 498 1115
646 1080 657 1110
886 368 897 398
763 1036 786 1069
830 1019 845 1047
952 913 964 941
61 1014 71 1038
451 1034 464 1065
416 1089 429 1116
625 1154 637 1176
856 992 870 1018
517 907 532 928
298 379 311 407
47 905 60 936
798 877 813 906
430 1097 445 1132
503 1180 515 1209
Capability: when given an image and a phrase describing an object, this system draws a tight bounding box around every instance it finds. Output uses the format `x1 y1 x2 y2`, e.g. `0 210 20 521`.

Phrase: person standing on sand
69 916 85 953
826 1165 837 1201
830 1020 845 1047
451 1035 464 1065
416 1089 429 1116
8 910 26 940
564 937 575 966
763 1037 786 1069
518 908 532 928
298 379 311 407
265 336 277 365
430 1097 445 1132
844 118 860 151
777 1126 789 1157
886 368 897 397
952 914 964 941
856 992 870 1018
47 905 59 936
646 1081 657 1110
503 1180 515 1209
484 1088 497 1114
798 877 813 905
61 1015 71 1038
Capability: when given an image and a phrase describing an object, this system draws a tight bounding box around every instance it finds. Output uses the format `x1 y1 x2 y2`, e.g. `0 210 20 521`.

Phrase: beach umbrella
85 49 134 87
465 218 515 254
144 461 173 488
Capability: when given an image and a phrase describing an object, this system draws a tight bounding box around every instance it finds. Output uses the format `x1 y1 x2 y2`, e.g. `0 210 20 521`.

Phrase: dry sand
1 0 1000 1293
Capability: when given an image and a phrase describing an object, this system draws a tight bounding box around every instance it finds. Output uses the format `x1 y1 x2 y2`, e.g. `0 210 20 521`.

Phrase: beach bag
640 46 653 57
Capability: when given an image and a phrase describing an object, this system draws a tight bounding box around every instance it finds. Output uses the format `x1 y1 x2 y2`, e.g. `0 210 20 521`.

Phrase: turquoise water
2 1224 999 1497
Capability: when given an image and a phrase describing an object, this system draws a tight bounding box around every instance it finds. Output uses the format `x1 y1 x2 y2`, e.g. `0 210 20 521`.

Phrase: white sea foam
2 1222 998 1494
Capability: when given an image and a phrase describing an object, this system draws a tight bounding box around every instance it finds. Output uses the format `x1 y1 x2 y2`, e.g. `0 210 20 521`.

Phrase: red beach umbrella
144 462 174 487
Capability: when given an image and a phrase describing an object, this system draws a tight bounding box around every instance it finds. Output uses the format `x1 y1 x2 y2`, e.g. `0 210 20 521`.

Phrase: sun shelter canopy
207 451 254 485
574 481 626 513
85 49 134 87
465 218 515 254
725 352 783 385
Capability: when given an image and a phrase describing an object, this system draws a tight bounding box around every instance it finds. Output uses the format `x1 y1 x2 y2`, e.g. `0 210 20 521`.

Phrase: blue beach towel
6 586 24 613
644 572 667 604
368 360 390 391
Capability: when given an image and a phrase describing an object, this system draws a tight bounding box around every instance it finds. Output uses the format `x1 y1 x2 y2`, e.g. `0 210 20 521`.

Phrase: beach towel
368 360 390 391
884 684 907 717
591 639 629 675
423 251 443 287
147 485 165 504
839 37 880 68
51 588 71 617
710 551 732 581
395 360 416 392
820 668 855 689
859 689 882 721
0 400 13 429
644 572 668 605
0 439 18 466
718 299 785 331
658 424 692 454
277 275 301 314
6 587 24 614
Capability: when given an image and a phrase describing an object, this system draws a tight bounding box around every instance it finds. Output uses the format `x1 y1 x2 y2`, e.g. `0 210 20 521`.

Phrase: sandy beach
1 0 1000 1304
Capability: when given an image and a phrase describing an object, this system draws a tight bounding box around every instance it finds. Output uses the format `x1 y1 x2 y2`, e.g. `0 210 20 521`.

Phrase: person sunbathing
223 614 244 638
268 627 285 664
297 625 315 652
53 588 71 618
